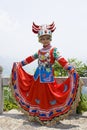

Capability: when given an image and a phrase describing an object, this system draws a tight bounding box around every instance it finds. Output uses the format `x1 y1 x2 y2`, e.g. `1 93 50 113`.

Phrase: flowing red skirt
11 63 79 121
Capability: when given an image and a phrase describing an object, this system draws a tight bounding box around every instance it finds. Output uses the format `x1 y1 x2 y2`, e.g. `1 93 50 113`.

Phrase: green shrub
76 94 87 114
3 86 18 111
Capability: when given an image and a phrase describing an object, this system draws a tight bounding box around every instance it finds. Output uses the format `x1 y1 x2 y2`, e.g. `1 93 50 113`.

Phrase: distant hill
82 86 87 94
0 56 37 77
0 56 13 77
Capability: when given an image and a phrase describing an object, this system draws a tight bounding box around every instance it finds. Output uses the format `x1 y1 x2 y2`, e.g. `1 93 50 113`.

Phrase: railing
0 66 87 114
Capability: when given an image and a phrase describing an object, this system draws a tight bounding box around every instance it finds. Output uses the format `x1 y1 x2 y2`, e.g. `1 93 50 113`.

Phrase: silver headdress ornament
32 22 56 38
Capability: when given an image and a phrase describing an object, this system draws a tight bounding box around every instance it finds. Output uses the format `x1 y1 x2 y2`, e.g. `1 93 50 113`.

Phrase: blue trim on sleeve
21 60 26 66
67 66 73 70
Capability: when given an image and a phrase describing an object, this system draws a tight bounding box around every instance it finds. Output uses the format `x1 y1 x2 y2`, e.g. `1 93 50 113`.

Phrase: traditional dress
11 44 80 124
11 22 81 125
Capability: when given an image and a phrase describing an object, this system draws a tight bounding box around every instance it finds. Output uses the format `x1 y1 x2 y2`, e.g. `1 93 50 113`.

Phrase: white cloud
0 10 19 32
0 1 87 63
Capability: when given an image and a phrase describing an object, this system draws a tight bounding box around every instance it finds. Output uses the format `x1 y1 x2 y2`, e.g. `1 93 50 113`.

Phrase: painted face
39 35 51 45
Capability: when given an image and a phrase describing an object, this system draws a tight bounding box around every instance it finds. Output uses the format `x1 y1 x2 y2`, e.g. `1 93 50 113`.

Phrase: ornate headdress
32 22 56 39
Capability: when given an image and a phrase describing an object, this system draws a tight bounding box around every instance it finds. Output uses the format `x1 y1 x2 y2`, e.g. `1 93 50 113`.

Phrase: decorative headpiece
32 22 56 38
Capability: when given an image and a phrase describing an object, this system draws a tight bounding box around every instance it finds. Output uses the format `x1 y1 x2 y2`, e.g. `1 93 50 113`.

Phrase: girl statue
11 22 80 125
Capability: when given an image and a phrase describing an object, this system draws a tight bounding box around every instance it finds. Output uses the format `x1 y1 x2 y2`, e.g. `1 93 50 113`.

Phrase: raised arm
20 52 38 66
53 48 75 74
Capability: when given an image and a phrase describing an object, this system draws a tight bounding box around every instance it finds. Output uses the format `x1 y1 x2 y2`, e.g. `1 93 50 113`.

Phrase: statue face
39 35 51 45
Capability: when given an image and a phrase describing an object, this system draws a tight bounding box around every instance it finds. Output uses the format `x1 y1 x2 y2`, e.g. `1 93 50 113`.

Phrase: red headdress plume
32 22 41 34
47 22 56 32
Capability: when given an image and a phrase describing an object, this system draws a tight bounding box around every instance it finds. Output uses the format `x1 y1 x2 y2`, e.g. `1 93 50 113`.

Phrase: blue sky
0 0 87 63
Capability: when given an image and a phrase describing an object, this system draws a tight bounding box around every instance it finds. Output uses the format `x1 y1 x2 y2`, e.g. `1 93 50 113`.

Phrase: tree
54 58 87 77
68 58 87 77
53 61 67 77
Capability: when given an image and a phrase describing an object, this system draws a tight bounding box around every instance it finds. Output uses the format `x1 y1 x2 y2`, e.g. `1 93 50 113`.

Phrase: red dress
11 44 80 123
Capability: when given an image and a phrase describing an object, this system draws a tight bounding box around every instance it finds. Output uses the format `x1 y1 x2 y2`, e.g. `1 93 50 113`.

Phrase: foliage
76 94 87 113
53 61 68 77
3 86 18 111
68 58 87 77
53 58 87 77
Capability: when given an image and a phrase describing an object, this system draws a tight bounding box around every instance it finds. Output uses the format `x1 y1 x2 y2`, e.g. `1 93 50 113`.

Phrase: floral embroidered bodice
38 45 52 68
21 44 74 83
34 44 55 82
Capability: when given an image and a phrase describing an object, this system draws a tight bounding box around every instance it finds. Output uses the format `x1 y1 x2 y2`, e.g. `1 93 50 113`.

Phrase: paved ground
0 109 87 130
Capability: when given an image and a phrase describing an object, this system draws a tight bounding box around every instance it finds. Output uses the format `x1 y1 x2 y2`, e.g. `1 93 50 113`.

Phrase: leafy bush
3 86 18 111
76 94 87 114
53 58 87 77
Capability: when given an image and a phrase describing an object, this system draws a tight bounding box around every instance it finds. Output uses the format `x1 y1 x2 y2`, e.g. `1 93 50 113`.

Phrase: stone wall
0 66 87 114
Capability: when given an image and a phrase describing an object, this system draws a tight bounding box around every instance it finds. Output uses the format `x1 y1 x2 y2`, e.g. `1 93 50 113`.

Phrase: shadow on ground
0 111 83 130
